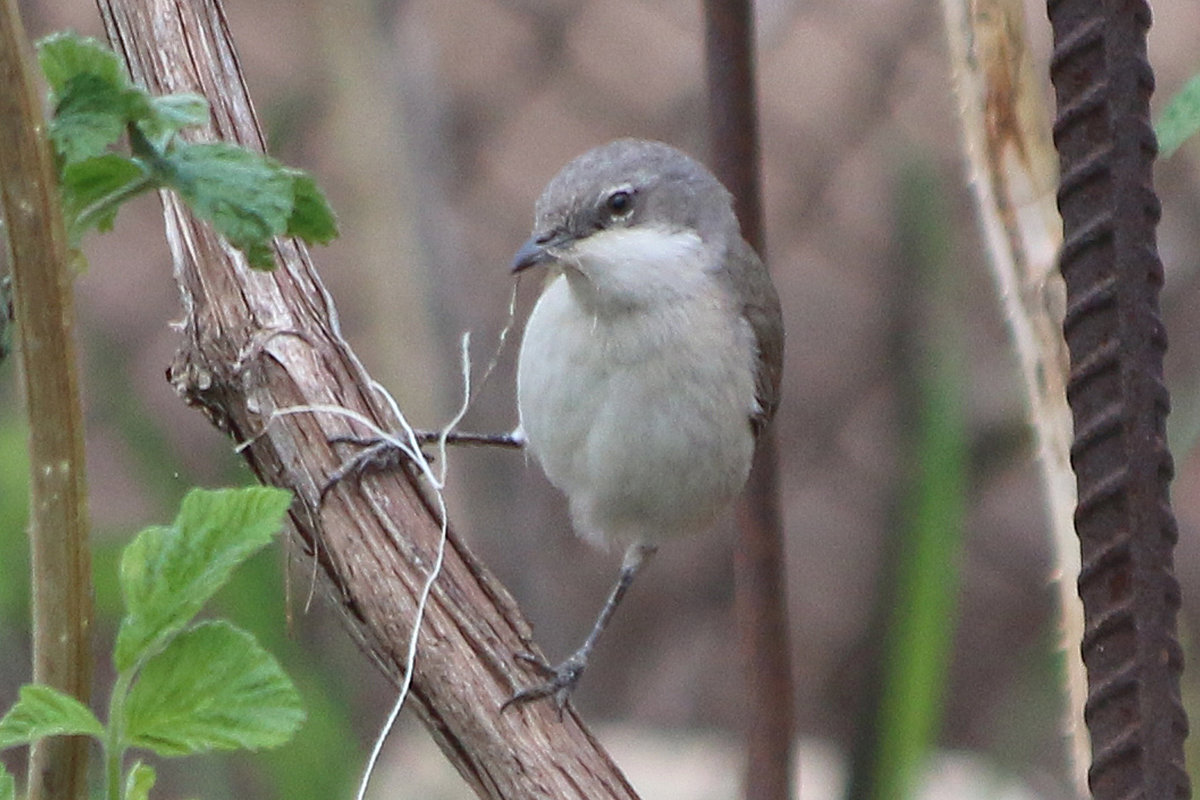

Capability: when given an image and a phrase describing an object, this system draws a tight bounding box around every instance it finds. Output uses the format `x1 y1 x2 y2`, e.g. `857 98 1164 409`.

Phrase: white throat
558 225 714 315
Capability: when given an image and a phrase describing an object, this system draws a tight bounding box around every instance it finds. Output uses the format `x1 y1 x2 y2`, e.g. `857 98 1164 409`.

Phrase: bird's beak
511 232 563 273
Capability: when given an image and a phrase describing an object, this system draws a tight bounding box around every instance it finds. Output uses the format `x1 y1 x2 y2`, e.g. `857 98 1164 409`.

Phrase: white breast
516 229 758 548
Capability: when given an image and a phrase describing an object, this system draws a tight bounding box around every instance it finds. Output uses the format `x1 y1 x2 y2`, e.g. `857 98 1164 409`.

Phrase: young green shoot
0 487 304 800
37 31 337 269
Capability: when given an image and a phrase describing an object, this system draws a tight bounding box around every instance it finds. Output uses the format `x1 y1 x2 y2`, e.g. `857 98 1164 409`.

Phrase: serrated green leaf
150 93 210 128
157 143 293 266
48 73 140 163
37 33 146 164
0 685 105 749
124 760 156 800
37 32 127 97
114 487 292 672
139 93 210 151
0 763 13 800
60 154 150 243
124 621 304 756
285 170 339 244
1157 72 1200 159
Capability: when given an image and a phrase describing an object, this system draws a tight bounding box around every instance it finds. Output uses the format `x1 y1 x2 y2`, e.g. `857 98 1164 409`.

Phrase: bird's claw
500 652 588 718
320 435 426 503
512 650 559 678
320 429 524 502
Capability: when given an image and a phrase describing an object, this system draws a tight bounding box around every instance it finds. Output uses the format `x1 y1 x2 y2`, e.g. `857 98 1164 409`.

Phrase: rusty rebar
704 3 796 799
1046 0 1189 797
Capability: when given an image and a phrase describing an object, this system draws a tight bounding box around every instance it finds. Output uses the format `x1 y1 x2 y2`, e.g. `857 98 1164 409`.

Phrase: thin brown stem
0 3 94 799
704 3 796 799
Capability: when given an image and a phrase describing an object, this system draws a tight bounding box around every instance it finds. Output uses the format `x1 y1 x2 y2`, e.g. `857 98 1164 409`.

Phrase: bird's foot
320 434 424 503
500 651 588 718
321 430 525 502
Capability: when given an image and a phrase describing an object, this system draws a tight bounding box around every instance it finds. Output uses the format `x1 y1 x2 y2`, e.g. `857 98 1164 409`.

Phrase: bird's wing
727 239 784 437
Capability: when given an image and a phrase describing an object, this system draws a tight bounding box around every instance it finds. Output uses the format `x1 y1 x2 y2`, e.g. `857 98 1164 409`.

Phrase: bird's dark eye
605 190 633 216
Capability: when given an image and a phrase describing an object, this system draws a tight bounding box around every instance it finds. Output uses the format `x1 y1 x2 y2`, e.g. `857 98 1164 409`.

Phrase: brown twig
704 3 796 799
94 0 640 797
0 2 94 799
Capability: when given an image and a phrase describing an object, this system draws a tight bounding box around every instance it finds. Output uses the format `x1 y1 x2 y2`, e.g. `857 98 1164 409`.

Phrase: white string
237 280 521 800
248 351 464 800
353 332 475 800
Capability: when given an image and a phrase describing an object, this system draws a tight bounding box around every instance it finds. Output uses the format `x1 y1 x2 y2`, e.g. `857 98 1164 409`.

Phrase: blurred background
4 0 1200 798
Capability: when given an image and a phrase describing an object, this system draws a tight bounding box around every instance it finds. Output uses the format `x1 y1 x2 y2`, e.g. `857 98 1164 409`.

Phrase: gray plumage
505 138 783 711
517 138 782 447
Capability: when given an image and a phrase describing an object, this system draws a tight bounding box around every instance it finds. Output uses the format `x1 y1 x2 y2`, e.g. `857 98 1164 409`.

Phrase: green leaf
0 685 105 749
242 240 277 271
60 154 150 243
158 143 294 268
124 761 156 800
114 486 292 672
139 93 210 151
124 621 304 756
37 33 212 164
33 33 340 267
1157 72 1200 159
48 73 141 163
153 145 339 268
149 93 210 129
37 32 128 98
37 34 143 164
0 762 14 800
285 170 339 244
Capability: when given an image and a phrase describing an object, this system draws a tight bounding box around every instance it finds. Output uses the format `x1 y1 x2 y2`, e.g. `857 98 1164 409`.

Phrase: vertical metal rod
703 4 795 799
1046 0 1190 796
704 1 764 254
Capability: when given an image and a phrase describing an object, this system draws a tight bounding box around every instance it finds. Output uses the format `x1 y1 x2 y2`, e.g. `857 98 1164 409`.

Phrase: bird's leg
423 430 526 449
320 428 525 502
502 542 657 716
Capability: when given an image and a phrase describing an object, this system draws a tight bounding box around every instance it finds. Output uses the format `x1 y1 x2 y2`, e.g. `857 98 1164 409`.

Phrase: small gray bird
504 139 784 711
